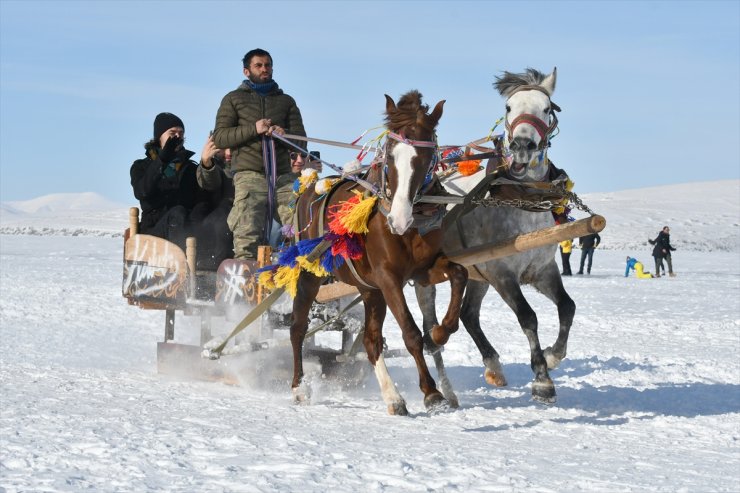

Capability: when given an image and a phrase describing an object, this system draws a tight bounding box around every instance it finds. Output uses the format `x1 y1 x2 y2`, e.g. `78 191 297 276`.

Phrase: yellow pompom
273 265 301 298
316 178 339 195
296 256 330 278
257 270 276 291
338 191 377 234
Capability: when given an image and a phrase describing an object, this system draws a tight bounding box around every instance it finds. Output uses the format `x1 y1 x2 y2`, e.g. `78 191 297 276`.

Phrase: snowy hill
574 179 739 253
0 192 128 237
1 181 738 250
3 191 126 214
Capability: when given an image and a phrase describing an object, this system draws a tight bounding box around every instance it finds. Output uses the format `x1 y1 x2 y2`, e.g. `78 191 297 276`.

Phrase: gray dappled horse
415 68 575 404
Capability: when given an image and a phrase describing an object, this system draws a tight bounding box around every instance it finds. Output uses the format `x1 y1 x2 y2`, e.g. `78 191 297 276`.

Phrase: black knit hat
153 112 184 140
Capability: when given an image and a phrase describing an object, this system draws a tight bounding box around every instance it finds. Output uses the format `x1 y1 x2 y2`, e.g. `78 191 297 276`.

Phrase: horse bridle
504 85 561 151
378 131 439 204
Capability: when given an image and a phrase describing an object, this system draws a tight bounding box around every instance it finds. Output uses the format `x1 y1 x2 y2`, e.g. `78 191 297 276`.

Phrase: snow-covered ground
1 181 739 492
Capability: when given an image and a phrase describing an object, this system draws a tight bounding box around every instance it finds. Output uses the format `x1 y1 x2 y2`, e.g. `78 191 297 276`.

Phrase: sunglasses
290 152 307 160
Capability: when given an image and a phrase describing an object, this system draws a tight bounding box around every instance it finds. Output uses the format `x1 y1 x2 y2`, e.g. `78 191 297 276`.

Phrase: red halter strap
506 113 550 141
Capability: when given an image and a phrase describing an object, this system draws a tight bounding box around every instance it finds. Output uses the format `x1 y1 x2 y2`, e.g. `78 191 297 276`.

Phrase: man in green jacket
213 48 306 259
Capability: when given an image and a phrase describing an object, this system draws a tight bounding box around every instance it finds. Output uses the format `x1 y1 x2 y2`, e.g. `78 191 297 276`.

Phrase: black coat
130 144 202 233
579 233 601 250
650 231 675 258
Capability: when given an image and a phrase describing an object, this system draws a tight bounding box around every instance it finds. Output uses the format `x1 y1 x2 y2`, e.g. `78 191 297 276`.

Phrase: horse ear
385 94 396 114
430 99 445 124
541 67 557 96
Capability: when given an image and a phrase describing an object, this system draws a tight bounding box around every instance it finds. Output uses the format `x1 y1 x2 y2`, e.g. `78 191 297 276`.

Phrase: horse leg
493 276 556 403
361 289 408 416
380 279 447 412
460 280 508 387
424 257 468 346
532 261 575 370
289 272 323 403
413 283 459 408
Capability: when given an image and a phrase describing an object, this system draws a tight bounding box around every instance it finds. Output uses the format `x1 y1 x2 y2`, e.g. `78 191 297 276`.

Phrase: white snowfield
1 181 739 492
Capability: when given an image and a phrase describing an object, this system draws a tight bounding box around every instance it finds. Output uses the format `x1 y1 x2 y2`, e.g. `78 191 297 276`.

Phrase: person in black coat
130 112 201 250
649 226 676 277
577 232 601 275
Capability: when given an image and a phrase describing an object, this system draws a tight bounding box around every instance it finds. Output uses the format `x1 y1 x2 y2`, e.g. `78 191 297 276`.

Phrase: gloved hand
159 136 182 163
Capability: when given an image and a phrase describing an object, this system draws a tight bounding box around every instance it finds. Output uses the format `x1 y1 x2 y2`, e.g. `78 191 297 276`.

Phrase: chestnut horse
289 91 468 415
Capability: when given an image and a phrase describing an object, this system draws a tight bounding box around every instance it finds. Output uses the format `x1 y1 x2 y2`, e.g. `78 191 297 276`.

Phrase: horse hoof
430 325 450 346
543 347 563 370
387 401 409 416
484 369 508 387
445 394 460 409
292 385 310 405
531 380 556 404
424 393 450 413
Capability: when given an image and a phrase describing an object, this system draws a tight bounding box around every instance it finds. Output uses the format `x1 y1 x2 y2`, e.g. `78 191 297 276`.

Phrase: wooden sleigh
122 207 376 384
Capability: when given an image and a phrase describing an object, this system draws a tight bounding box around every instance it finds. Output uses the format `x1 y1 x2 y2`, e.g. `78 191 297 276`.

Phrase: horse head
495 68 559 181
382 90 444 235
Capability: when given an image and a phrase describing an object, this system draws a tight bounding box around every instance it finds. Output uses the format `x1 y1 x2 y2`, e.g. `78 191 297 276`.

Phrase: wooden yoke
445 214 606 267
278 215 606 300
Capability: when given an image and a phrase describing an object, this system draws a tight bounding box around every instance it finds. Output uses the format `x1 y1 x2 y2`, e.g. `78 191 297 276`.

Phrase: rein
271 132 380 195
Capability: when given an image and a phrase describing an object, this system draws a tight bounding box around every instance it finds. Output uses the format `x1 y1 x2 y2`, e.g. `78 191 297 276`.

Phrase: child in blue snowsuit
625 256 653 278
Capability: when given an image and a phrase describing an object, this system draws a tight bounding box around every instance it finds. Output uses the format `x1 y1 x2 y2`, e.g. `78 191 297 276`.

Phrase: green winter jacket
212 81 305 176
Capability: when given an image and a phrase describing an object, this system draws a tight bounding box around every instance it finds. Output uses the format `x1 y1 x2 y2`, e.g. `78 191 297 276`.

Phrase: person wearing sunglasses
212 48 306 260
290 151 322 174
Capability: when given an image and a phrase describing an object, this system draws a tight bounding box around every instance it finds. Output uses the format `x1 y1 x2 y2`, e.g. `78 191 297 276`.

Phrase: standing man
649 226 677 277
212 48 306 260
577 232 601 275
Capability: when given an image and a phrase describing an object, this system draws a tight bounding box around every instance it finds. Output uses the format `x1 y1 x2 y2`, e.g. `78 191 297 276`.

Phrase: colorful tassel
257 185 377 298
277 244 300 268
328 191 377 235
296 255 330 278
273 264 301 298
316 178 339 195
296 237 324 256
457 151 482 176
257 270 276 291
292 168 319 196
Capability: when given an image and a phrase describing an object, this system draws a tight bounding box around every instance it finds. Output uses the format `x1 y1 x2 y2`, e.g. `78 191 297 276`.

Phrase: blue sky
1 0 738 204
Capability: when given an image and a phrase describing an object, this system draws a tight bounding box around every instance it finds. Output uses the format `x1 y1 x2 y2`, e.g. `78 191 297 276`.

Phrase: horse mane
385 90 436 133
494 68 549 98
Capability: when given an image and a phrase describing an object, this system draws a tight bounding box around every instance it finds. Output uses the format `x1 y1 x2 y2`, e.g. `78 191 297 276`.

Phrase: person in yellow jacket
625 256 653 278
559 239 573 276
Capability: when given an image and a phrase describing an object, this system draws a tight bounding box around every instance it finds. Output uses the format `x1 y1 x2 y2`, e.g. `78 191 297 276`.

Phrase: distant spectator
625 256 653 278
649 226 676 277
577 232 601 275
559 239 573 276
